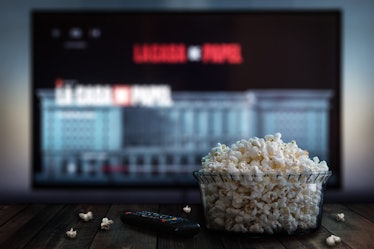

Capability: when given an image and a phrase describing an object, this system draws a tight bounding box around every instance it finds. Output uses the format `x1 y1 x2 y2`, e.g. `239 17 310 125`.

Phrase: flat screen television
32 10 341 188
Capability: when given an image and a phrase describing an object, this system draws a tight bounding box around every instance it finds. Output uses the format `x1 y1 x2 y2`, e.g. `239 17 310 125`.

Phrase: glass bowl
193 170 332 235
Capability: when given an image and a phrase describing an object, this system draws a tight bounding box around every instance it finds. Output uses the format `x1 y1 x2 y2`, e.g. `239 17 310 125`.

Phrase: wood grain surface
0 203 373 249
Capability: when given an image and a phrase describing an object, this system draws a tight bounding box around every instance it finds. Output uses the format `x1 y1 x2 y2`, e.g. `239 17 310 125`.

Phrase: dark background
1 0 373 203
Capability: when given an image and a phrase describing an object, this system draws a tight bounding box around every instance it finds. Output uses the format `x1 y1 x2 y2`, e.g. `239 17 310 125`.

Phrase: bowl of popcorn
193 133 331 235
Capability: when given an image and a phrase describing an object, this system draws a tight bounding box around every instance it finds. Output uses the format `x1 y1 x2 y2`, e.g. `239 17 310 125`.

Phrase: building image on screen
32 11 341 188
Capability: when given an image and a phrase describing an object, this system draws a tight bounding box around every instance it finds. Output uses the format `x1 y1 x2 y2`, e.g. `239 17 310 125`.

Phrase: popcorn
79 211 93 222
66 228 77 239
196 133 331 234
100 217 114 230
335 213 345 222
201 132 329 173
326 235 342 246
183 205 191 214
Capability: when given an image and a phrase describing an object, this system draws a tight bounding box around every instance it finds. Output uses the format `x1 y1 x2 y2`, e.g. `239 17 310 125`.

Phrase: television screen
32 11 341 188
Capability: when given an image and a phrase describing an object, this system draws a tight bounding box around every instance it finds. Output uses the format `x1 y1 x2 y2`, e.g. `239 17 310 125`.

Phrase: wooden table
0 203 373 248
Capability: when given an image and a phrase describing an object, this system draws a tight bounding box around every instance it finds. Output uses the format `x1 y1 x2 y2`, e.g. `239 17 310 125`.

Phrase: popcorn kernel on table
101 217 114 230
66 228 77 239
79 211 93 222
326 234 341 246
183 205 191 213
335 213 345 222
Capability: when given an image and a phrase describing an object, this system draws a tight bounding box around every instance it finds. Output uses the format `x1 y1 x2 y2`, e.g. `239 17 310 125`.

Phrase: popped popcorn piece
79 211 93 221
100 217 114 230
335 213 345 222
183 205 191 214
66 228 77 239
326 234 342 246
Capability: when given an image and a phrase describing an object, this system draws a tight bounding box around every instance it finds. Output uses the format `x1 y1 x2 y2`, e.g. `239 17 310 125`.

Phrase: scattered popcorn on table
183 205 191 214
79 211 93 222
66 228 77 239
335 213 345 222
326 234 341 247
101 217 114 230
195 132 331 234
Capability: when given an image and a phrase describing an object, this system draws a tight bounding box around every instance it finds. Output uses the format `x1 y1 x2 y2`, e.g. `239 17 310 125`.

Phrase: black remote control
121 211 200 237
